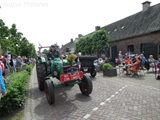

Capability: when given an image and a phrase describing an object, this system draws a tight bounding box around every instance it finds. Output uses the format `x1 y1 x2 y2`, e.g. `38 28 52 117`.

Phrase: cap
51 45 55 48
78 52 81 56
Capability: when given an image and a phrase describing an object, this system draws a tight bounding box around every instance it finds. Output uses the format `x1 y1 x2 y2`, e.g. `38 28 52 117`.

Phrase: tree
19 37 36 58
9 24 23 56
0 19 10 54
42 49 49 55
74 29 109 56
0 19 37 58
91 29 109 56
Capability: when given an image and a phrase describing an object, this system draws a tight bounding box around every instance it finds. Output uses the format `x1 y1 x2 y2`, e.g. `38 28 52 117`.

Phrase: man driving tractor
47 45 60 73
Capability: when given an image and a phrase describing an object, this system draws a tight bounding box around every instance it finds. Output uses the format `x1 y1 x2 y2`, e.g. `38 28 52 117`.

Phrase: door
127 45 134 53
110 45 118 63
140 42 157 59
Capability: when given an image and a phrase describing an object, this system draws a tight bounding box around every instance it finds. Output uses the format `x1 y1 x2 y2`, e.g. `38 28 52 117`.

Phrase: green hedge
0 64 34 117
26 63 34 75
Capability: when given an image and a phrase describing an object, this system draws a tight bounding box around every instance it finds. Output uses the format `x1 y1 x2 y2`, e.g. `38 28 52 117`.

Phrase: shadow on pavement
90 76 97 81
34 90 78 120
118 75 146 80
27 86 45 100
74 93 91 102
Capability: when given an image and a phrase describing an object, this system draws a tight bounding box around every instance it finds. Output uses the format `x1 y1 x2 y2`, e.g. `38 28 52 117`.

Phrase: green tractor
36 46 93 105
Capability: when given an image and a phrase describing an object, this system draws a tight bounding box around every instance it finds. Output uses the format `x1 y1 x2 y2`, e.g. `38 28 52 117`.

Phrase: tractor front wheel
79 74 93 96
45 80 55 105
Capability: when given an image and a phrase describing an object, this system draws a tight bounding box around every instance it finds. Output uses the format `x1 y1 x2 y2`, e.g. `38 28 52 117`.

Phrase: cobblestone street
24 67 160 120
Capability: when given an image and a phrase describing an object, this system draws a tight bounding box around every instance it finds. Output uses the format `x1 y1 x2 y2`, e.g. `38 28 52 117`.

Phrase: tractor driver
47 45 60 73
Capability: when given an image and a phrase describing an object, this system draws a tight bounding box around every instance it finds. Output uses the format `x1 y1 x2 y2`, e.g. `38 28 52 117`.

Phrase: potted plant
102 63 117 77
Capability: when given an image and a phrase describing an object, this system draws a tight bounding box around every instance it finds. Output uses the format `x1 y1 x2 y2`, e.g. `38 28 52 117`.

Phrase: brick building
102 1 160 60
61 1 160 60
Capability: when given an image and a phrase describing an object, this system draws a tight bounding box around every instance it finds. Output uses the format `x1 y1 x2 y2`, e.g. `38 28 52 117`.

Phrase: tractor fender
37 56 46 64
41 57 46 63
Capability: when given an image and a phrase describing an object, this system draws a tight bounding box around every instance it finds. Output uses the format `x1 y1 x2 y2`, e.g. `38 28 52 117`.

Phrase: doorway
140 42 157 59
127 45 134 53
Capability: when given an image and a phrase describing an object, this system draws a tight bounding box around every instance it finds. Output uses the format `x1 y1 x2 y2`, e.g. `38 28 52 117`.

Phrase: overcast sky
0 0 159 50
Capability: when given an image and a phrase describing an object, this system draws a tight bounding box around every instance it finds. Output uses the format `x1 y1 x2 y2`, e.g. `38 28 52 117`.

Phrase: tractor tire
36 63 47 91
79 74 93 96
45 80 55 105
90 69 97 77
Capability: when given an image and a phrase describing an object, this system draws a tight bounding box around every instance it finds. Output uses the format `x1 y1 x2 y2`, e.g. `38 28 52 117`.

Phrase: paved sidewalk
24 67 160 120
24 67 37 120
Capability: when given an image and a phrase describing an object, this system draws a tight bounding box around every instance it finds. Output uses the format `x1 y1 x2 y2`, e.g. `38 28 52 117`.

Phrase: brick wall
109 31 160 59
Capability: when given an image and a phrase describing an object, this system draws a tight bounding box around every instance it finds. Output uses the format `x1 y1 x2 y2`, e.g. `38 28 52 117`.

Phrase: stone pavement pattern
24 67 160 120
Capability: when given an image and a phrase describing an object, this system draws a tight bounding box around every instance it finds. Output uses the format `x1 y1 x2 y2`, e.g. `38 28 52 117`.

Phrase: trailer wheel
45 80 55 105
36 63 47 91
79 74 93 96
90 69 97 77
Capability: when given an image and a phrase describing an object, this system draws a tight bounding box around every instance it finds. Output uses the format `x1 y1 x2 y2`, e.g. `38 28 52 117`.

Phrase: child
0 66 7 97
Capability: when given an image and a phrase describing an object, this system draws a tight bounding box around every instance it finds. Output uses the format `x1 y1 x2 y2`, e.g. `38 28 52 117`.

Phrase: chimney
62 44 63 47
70 38 73 43
142 1 151 11
78 34 82 38
95 26 101 31
75 38 78 41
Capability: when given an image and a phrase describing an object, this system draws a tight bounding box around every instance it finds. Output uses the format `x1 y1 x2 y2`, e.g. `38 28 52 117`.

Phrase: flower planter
103 69 117 77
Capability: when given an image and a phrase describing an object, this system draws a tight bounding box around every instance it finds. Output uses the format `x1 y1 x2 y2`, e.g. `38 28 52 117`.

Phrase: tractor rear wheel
90 69 97 77
36 63 47 91
45 80 55 105
79 74 93 96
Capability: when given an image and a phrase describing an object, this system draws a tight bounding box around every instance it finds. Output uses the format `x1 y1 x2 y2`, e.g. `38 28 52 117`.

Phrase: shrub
102 63 114 69
26 64 34 75
0 71 29 117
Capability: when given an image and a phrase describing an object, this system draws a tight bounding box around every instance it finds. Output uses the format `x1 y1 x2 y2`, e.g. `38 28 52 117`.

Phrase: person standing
16 56 22 72
0 64 7 97
12 56 17 72
3 54 9 78
75 52 82 69
10 56 16 73
118 51 123 64
101 52 106 60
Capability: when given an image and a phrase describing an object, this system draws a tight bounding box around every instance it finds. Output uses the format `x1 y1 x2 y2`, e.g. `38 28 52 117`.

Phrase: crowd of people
97 51 160 78
0 54 34 98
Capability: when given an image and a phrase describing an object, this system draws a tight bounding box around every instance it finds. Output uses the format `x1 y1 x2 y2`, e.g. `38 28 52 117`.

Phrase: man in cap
75 52 81 69
47 45 60 73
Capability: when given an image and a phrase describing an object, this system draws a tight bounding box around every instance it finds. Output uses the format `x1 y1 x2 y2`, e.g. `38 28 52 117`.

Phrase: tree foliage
0 19 36 58
75 29 109 55
42 49 49 55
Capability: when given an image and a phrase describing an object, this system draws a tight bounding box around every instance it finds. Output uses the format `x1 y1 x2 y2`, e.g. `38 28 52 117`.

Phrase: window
114 29 117 32
127 45 134 53
121 26 125 29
